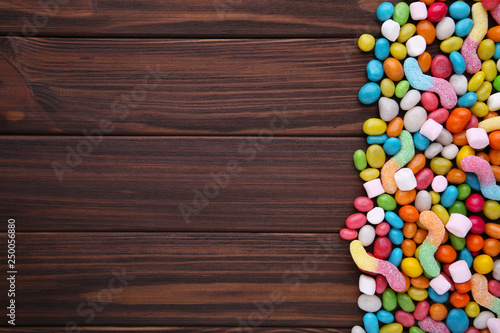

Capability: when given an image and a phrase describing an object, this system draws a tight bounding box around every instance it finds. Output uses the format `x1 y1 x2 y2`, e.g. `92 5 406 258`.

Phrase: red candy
465 115 479 130
488 279 500 297
354 196 374 212
376 274 388 294
430 55 453 79
427 2 448 22
340 228 358 240
421 92 439 111
346 212 368 229
373 236 392 259
428 108 450 124
465 193 485 213
416 168 434 190
376 221 391 236
414 300 430 321
395 310 415 327
469 215 486 234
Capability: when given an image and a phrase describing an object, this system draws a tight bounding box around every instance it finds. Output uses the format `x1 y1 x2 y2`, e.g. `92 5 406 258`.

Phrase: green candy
409 327 425 333
377 194 397 211
494 75 500 92
450 233 466 251
396 292 415 312
393 2 409 26
353 149 367 171
395 80 410 98
457 184 471 201
383 288 397 311
449 201 467 216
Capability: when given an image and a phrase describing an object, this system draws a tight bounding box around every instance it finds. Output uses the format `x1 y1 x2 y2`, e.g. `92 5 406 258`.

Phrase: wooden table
0 0 383 331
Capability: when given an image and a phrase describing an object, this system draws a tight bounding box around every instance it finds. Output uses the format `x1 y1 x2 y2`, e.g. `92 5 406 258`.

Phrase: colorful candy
460 3 488 74
418 210 446 277
381 130 415 194
461 155 500 200
471 273 500 315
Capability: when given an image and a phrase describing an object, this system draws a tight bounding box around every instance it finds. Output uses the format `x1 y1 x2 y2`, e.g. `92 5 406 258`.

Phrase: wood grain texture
0 328 349 333
0 38 377 136
0 233 361 327
0 136 366 232
0 0 384 38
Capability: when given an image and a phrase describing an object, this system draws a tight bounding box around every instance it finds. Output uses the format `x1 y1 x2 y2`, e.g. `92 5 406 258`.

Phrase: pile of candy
342 0 500 332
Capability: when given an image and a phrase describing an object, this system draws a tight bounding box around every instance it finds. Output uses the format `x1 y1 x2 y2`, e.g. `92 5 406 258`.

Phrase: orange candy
420 0 435 5
490 149 500 165
483 238 500 257
399 205 419 222
416 20 436 45
452 130 468 146
395 189 417 205
485 223 500 239
403 222 418 239
441 231 449 245
446 108 471 133
411 275 430 289
492 165 500 182
485 111 499 119
466 234 485 252
402 273 411 293
418 52 432 73
414 229 428 244
430 303 448 321
435 244 457 263
408 154 426 174
402 239 417 257
477 152 490 163
449 292 470 308
383 58 405 82
455 280 472 294
387 117 404 137
487 26 500 42
446 168 466 184
489 131 500 150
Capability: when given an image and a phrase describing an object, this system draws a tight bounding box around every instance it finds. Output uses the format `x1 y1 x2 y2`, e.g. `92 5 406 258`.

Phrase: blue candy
465 173 481 191
377 2 395 21
457 92 477 108
446 309 469 333
388 248 403 267
441 185 458 208
455 18 473 38
385 211 404 229
376 310 394 324
449 1 470 20
413 131 430 151
458 248 473 267
388 228 404 246
428 287 449 303
367 59 384 82
383 137 401 155
359 82 381 105
450 51 466 74
494 42 500 60
367 133 389 144
375 38 390 61
363 312 379 333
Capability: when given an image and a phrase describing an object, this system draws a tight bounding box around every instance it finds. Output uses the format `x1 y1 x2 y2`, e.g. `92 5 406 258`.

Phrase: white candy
406 35 427 57
364 178 385 198
497 58 500 73
367 207 385 225
466 127 490 150
410 2 427 20
424 142 443 159
493 260 500 280
441 144 459 160
429 274 452 295
400 89 421 111
403 106 427 133
359 275 376 296
415 190 432 212
352 326 366 333
450 74 468 96
436 128 453 146
358 225 376 247
357 294 382 313
431 175 448 193
420 118 443 141
474 311 495 329
394 168 417 191
436 17 455 40
448 260 471 284
381 19 401 42
379 97 400 122
487 92 500 112
487 318 500 333
446 213 472 238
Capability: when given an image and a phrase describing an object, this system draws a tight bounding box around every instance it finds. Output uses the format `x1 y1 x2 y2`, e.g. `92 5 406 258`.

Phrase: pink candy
395 310 415 327
346 213 367 229
430 274 452 295
449 260 472 283
420 118 443 141
465 193 485 213
414 300 430 321
446 213 472 238
466 127 489 149
363 178 385 198
418 316 451 333
354 196 374 212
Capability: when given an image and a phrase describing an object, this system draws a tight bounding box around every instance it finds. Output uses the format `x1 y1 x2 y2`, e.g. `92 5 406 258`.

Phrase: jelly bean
458 248 474 267
417 20 436 45
389 42 407 61
430 302 448 321
397 292 415 312
381 78 396 97
366 145 386 168
418 52 432 73
380 323 403 333
382 19 401 42
353 150 367 171
367 134 389 145
388 247 403 268
395 80 410 98
437 17 456 41
388 228 404 245
360 168 380 182
377 2 395 21
478 39 495 60
383 288 397 311
413 131 430 151
441 36 464 53
485 222 500 238
394 310 414 327
375 38 391 61
455 18 473 38
398 23 417 43
449 1 470 20
414 300 430 320
476 81 492 102
449 201 467 216
465 193 485 212
431 54 453 79
377 309 395 324
450 51 467 74
401 257 423 278
450 233 466 251
457 92 478 108
465 301 480 318
384 57 404 82
363 313 379 333
474 254 494 274
450 291 470 308
488 279 500 296
482 59 498 81
359 82 381 105
358 294 383 312
359 34 376 52
446 308 469 333
484 238 500 256
340 228 358 240
450 73 468 96
395 189 416 205
401 90 421 111
429 286 449 303
428 2 448 23
377 194 397 211
376 222 391 237
430 157 453 175
393 2 409 26
470 215 485 234
406 35 427 57
367 59 385 82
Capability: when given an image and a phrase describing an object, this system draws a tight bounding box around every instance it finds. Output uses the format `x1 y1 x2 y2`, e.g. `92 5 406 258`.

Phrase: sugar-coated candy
461 155 500 200
461 3 488 74
471 273 500 315
418 211 446 278
418 316 451 333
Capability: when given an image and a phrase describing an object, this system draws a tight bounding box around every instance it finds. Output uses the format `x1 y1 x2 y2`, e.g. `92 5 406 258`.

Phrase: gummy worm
381 130 415 194
403 58 458 109
471 273 500 316
478 116 500 133
461 155 500 200
460 3 488 74
418 211 445 278
349 240 406 292
418 317 451 333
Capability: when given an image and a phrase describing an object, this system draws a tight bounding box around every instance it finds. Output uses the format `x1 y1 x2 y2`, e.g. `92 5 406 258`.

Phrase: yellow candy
470 101 490 118
430 191 441 205
415 244 421 258
401 257 423 277
416 220 426 231
484 200 500 220
360 168 380 181
398 23 416 43
482 59 497 81
457 145 475 170
468 71 485 92
366 145 386 169
440 37 464 53
358 34 375 52
380 323 403 333
432 204 450 225
476 81 492 102
381 78 395 97
478 116 500 132
430 157 453 175
478 39 495 60
473 254 494 274
363 118 387 135
465 301 480 318
390 42 407 60
407 286 428 301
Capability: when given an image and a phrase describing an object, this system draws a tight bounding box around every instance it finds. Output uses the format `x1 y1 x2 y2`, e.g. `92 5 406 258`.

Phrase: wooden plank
0 136 366 232
1 233 362 327
0 0 384 38
0 38 375 136
0 327 349 332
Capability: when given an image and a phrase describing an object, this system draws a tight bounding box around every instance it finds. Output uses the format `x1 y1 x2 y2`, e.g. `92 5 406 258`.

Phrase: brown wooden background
0 0 388 331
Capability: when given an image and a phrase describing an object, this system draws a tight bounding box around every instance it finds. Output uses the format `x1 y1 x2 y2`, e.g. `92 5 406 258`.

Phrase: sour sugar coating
403 57 457 109
471 273 500 316
418 211 445 278
381 130 415 194
461 155 500 200
418 317 451 333
350 240 406 292
460 3 488 74
478 116 500 133
491 2 500 24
